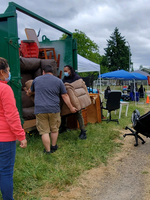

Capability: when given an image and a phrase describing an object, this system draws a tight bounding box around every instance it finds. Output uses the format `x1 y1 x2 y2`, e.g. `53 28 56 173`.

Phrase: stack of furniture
20 57 57 121
25 28 60 67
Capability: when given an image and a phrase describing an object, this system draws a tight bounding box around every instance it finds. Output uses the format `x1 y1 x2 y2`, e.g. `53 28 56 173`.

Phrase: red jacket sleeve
1 85 26 141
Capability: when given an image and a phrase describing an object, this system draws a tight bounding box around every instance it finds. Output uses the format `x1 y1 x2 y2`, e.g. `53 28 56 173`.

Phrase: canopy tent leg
134 79 136 105
99 71 102 93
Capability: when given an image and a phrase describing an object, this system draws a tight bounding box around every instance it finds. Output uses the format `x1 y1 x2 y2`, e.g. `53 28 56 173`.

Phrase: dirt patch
90 135 150 200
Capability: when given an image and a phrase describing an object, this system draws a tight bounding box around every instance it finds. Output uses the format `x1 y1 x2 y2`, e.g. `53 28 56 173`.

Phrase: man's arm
25 80 35 97
61 93 78 113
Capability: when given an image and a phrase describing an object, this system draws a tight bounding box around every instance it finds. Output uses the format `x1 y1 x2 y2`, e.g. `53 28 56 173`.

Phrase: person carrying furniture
59 65 87 140
0 57 27 200
27 65 77 154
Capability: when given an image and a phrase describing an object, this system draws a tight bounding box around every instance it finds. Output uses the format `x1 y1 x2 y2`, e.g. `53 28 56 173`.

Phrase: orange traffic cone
146 96 149 104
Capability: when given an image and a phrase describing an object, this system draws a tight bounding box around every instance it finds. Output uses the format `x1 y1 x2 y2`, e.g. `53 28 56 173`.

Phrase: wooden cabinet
87 94 102 123
66 93 102 129
23 119 36 132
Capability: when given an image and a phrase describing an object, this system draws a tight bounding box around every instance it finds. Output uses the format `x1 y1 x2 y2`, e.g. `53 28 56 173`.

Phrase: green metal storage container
0 2 77 125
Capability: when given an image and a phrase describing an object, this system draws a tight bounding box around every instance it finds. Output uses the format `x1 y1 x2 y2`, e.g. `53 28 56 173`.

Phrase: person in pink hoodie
0 57 27 200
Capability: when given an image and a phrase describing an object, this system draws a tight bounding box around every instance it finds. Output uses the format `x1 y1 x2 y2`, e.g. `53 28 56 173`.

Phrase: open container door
0 5 22 122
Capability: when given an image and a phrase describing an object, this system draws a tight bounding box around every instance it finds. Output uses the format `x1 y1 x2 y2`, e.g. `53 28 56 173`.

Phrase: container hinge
11 78 22 88
4 37 20 49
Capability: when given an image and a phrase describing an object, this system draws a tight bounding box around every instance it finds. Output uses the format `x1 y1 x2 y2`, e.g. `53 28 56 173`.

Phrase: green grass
141 171 149 174
0 101 148 199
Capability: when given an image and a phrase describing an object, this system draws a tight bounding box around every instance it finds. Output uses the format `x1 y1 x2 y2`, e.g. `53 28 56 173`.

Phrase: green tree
139 65 143 70
103 27 131 71
60 29 101 78
60 29 101 64
100 55 109 74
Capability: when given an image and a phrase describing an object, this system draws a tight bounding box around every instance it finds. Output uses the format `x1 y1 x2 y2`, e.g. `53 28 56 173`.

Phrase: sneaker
51 144 58 153
79 130 87 140
43 149 51 155
79 134 87 140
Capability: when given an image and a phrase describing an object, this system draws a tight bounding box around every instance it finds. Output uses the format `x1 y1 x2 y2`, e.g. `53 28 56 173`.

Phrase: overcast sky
0 0 150 70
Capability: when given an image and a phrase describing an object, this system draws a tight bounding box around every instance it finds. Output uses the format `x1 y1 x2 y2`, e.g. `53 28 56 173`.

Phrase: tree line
60 27 133 77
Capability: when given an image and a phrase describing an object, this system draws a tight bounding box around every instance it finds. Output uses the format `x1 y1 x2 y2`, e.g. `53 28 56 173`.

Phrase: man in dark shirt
27 65 77 154
62 65 81 83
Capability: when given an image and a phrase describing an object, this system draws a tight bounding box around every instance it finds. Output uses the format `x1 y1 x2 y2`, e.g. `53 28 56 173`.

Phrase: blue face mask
5 72 11 83
64 72 70 77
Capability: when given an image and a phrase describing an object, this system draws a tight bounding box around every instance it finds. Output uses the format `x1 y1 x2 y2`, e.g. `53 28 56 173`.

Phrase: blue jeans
0 141 16 200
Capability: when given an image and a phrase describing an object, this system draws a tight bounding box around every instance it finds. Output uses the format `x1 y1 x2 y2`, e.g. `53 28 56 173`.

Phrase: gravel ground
90 133 150 200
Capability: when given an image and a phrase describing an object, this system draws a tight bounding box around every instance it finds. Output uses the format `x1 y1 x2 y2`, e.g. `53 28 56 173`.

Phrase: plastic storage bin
20 40 39 58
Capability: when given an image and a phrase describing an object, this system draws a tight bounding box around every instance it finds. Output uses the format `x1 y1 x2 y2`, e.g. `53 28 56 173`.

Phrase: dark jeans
0 141 16 200
61 110 85 130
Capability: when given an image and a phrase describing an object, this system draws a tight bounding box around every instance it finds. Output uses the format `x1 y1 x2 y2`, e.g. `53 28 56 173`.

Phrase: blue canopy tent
99 70 147 102
99 70 139 92
130 72 147 80
132 70 150 77
130 72 148 100
100 70 147 80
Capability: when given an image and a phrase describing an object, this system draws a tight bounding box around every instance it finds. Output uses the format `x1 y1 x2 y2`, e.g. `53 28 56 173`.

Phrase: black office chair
102 91 121 124
81 77 90 87
124 110 150 146
81 76 93 93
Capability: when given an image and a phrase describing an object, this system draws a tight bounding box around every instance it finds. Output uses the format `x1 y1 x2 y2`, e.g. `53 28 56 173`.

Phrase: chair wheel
123 134 126 138
134 144 138 147
142 141 145 144
125 126 128 130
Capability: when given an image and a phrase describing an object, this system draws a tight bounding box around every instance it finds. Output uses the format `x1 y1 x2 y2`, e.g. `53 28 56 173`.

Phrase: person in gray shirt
27 65 77 154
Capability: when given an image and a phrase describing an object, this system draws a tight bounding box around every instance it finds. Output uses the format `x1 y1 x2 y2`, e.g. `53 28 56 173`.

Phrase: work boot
79 129 87 140
59 126 67 134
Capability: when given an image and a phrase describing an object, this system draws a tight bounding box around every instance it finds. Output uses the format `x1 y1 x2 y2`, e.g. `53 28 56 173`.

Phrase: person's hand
23 87 27 93
26 90 30 97
20 139 27 148
25 89 34 97
70 106 78 113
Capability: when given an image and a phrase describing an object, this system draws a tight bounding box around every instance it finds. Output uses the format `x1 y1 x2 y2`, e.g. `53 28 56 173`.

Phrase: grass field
0 100 149 199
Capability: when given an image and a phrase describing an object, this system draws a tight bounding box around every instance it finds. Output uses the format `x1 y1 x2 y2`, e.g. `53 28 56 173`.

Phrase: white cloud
0 0 150 69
